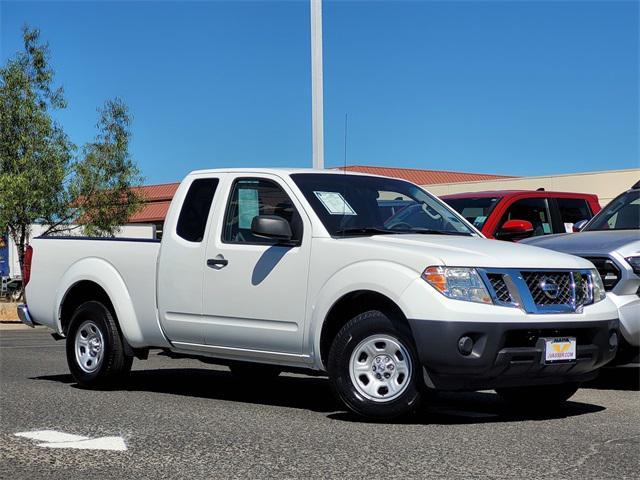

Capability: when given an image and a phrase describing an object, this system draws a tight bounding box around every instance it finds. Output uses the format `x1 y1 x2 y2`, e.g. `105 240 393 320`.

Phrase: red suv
441 190 601 241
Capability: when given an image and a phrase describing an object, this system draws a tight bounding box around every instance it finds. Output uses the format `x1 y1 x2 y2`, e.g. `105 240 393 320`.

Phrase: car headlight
625 256 640 276
422 266 492 304
591 269 607 303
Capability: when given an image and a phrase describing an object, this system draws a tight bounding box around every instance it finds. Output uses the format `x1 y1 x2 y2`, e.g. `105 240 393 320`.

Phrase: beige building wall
425 168 639 206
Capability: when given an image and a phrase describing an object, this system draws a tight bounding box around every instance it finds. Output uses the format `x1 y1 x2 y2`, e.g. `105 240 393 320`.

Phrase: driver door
201 174 311 354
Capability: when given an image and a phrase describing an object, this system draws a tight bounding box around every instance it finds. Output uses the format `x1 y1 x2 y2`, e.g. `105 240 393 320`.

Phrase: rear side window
556 198 592 231
176 178 219 242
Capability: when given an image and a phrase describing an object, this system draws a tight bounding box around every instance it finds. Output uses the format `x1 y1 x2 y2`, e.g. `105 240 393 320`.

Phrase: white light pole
310 0 324 169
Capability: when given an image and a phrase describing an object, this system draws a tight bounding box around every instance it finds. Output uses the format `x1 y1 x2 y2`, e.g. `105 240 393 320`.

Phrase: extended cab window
498 198 552 237
176 178 219 242
557 198 592 231
223 178 303 244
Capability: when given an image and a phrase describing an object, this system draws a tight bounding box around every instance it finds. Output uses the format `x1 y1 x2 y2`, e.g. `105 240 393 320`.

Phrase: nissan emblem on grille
539 276 560 300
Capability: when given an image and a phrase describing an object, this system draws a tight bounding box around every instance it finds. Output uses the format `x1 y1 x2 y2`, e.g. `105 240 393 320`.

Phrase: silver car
523 183 640 364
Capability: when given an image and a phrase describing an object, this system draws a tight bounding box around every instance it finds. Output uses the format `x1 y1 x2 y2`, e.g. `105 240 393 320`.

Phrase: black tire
496 383 580 411
65 300 133 388
228 361 281 380
327 310 422 420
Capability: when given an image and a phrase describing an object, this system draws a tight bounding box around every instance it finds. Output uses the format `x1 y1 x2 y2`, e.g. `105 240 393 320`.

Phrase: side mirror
251 215 293 241
496 219 534 240
573 219 589 232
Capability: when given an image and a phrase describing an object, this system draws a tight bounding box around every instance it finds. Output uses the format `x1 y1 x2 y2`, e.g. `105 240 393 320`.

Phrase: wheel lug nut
384 372 391 379
372 366 376 371
376 373 382 379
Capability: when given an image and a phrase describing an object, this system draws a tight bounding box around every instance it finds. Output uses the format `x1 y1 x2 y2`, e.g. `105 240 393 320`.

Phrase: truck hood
343 234 592 270
521 230 640 256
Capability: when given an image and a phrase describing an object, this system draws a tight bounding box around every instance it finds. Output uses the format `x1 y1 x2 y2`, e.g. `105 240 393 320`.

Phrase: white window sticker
473 216 487 227
564 222 574 233
314 191 356 215
238 188 259 229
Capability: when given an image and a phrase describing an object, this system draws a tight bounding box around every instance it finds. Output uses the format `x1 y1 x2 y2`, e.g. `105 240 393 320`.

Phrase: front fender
307 260 420 369
55 257 146 348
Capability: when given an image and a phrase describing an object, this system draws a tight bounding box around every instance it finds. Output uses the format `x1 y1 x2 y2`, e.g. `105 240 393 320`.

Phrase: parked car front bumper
607 292 640 347
407 317 619 391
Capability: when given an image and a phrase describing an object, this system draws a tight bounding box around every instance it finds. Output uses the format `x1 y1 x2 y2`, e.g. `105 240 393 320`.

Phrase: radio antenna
343 113 348 171
341 113 349 234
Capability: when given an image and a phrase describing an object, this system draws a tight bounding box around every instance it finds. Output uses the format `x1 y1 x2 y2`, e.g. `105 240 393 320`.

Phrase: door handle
207 257 228 268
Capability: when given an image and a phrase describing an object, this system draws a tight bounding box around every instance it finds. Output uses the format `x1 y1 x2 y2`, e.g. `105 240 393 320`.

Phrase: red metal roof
335 165 514 185
130 201 172 223
127 166 516 224
133 182 179 202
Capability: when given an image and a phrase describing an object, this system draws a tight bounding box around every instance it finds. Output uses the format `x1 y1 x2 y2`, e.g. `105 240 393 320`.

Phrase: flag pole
310 0 325 169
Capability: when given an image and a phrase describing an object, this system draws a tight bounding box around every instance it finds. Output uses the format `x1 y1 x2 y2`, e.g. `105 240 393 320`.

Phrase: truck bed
27 237 166 347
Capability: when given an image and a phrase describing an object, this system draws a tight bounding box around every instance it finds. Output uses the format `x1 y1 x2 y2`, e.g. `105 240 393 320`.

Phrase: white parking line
15 430 88 442
14 430 127 451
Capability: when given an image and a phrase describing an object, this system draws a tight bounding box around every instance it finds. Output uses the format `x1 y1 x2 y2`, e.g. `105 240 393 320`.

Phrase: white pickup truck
19 169 619 419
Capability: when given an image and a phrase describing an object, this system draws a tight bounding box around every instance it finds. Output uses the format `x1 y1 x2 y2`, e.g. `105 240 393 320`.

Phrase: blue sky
2 0 638 184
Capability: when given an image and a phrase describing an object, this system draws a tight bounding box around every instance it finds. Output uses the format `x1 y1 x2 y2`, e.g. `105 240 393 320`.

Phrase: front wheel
496 383 579 411
66 300 133 388
327 310 422 420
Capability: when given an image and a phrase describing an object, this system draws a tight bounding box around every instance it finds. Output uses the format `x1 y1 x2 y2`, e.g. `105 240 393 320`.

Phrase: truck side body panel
26 238 169 348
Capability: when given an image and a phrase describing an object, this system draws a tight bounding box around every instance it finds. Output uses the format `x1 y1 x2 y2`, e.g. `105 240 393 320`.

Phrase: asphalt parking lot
1 327 638 479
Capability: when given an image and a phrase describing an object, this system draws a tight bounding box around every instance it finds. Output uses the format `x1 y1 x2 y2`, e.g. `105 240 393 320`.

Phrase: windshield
443 196 501 230
584 190 639 231
290 173 475 236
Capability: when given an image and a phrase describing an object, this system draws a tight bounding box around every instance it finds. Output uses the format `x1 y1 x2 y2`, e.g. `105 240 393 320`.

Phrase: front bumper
408 318 619 391
607 292 640 347
17 304 35 328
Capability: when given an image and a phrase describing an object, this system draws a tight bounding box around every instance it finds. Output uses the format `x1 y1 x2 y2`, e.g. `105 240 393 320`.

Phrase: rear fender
55 257 145 348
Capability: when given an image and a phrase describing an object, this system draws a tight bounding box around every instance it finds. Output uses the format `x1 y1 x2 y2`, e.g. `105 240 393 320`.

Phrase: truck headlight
591 269 607 303
625 256 640 276
422 266 493 304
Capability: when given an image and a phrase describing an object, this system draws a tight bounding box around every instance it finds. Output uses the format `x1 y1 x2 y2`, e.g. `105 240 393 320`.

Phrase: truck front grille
582 256 620 291
486 274 513 303
480 268 596 314
522 271 574 306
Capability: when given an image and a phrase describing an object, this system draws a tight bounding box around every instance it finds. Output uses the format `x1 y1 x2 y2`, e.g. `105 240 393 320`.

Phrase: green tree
0 25 72 271
0 26 143 276
64 98 143 237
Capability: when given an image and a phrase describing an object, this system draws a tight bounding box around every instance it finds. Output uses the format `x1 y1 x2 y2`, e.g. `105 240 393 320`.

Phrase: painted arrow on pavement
14 430 127 451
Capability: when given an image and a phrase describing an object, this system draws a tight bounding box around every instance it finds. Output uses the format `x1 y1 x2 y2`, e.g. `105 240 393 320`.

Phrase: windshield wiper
388 228 473 236
334 227 396 236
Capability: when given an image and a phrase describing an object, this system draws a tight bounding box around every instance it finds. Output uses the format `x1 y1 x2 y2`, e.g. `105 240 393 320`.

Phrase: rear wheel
496 383 579 410
327 310 422 419
66 300 133 388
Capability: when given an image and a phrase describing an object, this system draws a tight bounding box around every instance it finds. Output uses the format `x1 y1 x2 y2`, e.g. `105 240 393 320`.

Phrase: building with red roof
127 166 515 236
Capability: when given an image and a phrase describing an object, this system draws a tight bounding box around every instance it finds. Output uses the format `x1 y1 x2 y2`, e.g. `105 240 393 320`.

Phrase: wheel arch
55 257 145 348
318 290 412 369
60 280 116 335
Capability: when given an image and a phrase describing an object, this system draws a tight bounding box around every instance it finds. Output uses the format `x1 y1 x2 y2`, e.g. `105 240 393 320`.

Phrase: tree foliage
0 26 143 272
67 98 143 237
